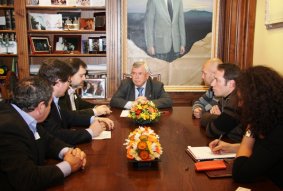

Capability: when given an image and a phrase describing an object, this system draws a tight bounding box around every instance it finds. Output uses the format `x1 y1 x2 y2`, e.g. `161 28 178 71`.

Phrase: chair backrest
122 73 161 81
0 71 18 100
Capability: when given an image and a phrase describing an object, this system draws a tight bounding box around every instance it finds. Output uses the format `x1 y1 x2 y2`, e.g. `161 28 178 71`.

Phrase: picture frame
29 36 51 54
265 0 283 29
80 18 95 30
58 12 80 30
122 0 220 92
81 78 106 99
51 0 66 5
53 35 81 54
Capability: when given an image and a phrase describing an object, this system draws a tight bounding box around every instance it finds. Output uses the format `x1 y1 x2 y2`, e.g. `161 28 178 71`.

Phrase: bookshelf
0 1 17 100
0 0 120 99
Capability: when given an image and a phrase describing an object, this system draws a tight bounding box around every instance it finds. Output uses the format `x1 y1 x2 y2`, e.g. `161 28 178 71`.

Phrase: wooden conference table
49 107 280 191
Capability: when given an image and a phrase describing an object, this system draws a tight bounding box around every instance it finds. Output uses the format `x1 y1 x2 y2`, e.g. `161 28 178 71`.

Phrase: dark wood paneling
218 0 256 69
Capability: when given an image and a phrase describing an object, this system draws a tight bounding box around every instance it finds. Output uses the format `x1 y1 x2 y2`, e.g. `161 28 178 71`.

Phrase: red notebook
195 160 227 171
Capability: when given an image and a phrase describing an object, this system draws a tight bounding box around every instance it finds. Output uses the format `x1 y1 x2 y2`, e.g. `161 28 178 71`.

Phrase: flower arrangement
128 98 161 125
124 126 163 161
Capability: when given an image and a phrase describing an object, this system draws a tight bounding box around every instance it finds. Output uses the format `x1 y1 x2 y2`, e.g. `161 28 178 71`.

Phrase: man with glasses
110 61 172 109
38 59 114 145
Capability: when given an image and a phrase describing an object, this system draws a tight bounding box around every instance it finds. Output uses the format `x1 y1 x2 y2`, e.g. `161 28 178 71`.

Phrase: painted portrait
124 0 217 89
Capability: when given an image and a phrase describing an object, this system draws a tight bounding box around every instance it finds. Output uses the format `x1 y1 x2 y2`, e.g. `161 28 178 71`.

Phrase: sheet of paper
120 110 129 117
92 131 111 140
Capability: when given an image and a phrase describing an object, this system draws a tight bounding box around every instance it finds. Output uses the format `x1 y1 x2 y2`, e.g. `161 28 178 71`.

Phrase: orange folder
195 160 227 171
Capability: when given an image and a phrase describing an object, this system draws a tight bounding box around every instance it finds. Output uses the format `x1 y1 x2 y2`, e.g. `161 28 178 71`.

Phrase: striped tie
137 87 144 97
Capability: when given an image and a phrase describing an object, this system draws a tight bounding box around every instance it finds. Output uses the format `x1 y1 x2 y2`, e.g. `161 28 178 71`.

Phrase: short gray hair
132 61 150 73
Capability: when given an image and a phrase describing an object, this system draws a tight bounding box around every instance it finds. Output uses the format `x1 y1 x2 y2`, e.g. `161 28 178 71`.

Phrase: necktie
137 87 144 97
167 0 173 20
69 92 77 111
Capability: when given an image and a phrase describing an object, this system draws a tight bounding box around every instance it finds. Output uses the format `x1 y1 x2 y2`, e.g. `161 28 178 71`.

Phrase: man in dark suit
59 58 111 117
38 59 114 146
110 61 172 109
0 77 86 190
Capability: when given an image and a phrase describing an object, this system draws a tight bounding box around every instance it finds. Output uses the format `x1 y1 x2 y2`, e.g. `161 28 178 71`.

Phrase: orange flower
137 141 147 150
139 150 149 160
127 148 134 159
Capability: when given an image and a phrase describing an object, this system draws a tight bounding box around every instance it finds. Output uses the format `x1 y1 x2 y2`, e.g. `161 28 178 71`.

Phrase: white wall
253 0 283 74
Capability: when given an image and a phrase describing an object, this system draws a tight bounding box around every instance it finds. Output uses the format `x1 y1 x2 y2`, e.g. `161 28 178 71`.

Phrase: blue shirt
11 104 72 177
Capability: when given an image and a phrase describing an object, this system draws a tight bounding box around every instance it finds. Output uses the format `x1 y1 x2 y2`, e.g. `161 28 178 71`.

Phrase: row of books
0 9 15 30
27 0 105 6
0 0 14 5
29 12 105 31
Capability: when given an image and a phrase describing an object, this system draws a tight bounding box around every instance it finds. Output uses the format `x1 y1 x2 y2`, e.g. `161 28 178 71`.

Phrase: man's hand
96 117 114 130
193 107 202 119
90 119 105 137
180 46 185 55
210 105 221 115
64 148 86 172
147 47 155 55
94 105 112 116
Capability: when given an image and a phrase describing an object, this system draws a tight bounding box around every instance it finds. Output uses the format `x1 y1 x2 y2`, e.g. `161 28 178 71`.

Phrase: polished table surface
49 107 280 191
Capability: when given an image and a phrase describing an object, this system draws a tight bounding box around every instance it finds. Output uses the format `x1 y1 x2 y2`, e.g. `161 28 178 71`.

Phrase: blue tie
137 87 144 97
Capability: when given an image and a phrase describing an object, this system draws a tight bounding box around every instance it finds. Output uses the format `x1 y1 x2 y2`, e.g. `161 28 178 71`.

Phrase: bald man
192 58 223 118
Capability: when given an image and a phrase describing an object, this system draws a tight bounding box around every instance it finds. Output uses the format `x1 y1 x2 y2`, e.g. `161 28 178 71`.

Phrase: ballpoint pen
215 134 223 146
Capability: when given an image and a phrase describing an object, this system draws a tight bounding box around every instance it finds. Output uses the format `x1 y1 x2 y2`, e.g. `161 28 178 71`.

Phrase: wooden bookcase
3 0 120 99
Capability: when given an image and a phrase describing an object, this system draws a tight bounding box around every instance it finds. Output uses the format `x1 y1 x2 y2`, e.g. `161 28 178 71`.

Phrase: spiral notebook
186 146 236 162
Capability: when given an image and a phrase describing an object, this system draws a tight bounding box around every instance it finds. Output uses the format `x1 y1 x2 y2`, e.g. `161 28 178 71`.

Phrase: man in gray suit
144 0 186 62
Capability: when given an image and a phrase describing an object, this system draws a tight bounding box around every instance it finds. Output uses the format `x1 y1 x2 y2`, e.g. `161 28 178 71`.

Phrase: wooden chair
0 71 18 100
122 73 161 81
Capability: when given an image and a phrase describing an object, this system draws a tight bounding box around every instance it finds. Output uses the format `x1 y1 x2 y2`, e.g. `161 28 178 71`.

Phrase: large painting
122 0 220 91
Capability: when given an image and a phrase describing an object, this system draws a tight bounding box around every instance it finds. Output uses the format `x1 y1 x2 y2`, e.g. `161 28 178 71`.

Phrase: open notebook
187 146 236 161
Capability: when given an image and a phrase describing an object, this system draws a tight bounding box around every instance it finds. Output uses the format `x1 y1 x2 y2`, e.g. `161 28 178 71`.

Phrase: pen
215 134 223 146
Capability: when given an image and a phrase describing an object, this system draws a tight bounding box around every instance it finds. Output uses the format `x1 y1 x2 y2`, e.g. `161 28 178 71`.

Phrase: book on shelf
0 10 6 30
11 9 15 30
7 0 14 5
186 146 236 162
4 9 12 30
1 0 8 5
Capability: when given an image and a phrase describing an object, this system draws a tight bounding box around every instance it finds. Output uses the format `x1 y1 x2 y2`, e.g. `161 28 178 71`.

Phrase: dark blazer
40 101 92 145
110 78 172 109
0 102 69 191
59 92 95 116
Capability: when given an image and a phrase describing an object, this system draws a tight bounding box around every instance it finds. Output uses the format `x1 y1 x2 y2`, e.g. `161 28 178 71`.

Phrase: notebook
186 146 236 161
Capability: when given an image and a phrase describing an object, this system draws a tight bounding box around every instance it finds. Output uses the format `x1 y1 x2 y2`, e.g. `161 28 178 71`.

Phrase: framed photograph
265 0 283 29
81 79 106 99
93 12 106 31
53 35 81 54
29 36 51 54
58 12 80 30
80 18 94 30
51 0 66 5
123 0 220 92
